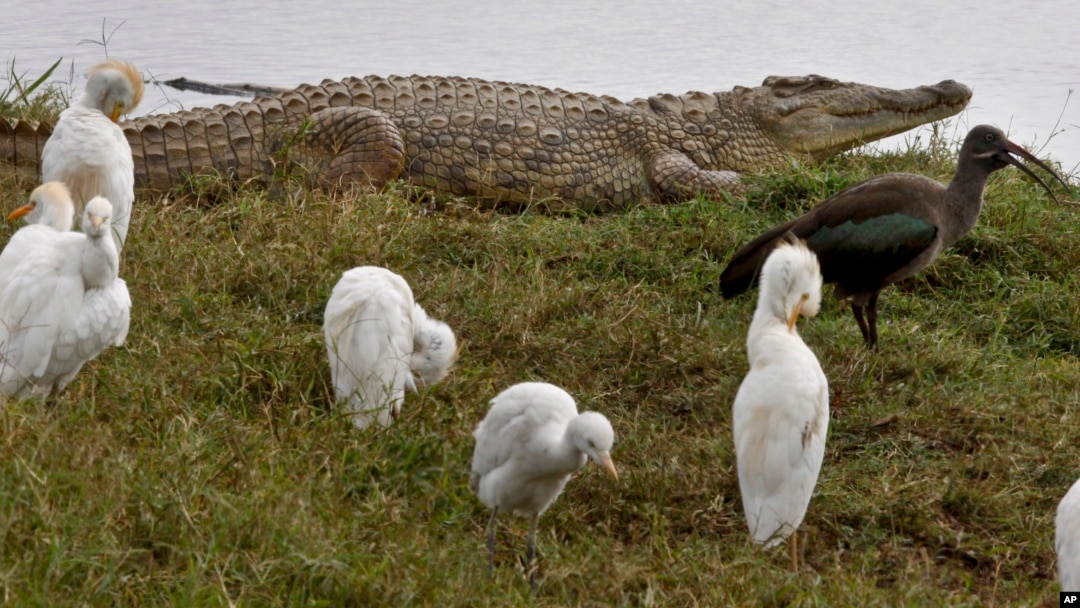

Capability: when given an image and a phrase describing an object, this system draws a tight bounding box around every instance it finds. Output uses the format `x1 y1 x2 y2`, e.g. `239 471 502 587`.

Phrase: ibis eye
985 132 995 142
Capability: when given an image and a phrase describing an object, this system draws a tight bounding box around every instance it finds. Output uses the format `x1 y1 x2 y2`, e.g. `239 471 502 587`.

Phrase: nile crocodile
2 74 971 211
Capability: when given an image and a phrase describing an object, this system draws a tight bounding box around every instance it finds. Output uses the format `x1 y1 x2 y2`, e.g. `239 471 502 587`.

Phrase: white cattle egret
323 266 457 428
0 192 131 398
7 182 76 231
1057 477 1080 591
469 382 618 589
41 59 142 252
732 236 828 570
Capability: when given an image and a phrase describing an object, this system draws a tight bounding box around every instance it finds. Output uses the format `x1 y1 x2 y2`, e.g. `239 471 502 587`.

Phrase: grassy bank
0 108 1078 604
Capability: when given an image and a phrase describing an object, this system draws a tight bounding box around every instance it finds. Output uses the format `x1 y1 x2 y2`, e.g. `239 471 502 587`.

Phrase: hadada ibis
720 125 1070 347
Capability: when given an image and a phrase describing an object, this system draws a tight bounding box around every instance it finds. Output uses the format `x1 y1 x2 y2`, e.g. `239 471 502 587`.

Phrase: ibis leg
851 302 871 344
866 292 880 348
527 513 539 592
485 507 499 574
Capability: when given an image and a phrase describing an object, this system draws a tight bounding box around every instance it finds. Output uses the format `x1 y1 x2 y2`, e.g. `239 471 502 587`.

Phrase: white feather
469 382 617 517
0 191 130 398
41 60 141 252
323 266 457 428
733 238 829 548
468 382 617 585
1057 476 1080 591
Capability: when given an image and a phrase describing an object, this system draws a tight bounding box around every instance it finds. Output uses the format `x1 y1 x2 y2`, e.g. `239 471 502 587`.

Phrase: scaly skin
1 74 972 211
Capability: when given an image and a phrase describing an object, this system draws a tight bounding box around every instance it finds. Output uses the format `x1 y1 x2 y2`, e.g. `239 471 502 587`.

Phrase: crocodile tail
0 117 53 174
719 218 802 299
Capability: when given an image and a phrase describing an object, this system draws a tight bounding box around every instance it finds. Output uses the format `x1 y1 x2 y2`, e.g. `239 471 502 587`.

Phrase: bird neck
746 312 798 362
81 234 119 288
37 212 74 233
942 162 991 247
547 425 589 476
749 286 795 334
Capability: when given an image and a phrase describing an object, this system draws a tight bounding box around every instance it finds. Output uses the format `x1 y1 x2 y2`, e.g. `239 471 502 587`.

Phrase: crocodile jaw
759 77 973 160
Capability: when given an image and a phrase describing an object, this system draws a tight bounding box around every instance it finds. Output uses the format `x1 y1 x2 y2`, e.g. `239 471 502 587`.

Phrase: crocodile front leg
287 106 406 190
647 148 745 202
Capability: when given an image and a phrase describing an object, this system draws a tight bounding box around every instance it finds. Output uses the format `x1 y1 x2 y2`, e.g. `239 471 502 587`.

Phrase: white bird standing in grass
732 236 829 570
469 382 618 589
41 59 142 252
0 189 131 398
323 266 457 428
1057 477 1080 591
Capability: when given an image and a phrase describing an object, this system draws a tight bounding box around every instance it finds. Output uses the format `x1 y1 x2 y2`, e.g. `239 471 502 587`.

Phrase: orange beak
598 451 618 481
7 203 34 222
787 294 809 332
109 103 124 123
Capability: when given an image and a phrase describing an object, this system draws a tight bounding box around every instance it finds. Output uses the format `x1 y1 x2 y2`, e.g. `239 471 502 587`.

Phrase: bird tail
720 218 802 299
410 304 458 387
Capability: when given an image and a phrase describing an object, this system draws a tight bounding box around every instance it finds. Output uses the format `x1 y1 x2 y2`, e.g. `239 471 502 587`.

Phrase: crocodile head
742 75 972 160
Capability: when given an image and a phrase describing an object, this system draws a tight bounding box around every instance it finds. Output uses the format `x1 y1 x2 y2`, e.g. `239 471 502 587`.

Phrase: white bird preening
469 382 618 589
0 184 131 398
41 59 142 252
1057 476 1080 591
732 236 829 570
323 266 458 428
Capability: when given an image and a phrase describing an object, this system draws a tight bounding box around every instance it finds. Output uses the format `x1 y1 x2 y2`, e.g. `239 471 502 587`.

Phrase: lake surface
5 0 1080 175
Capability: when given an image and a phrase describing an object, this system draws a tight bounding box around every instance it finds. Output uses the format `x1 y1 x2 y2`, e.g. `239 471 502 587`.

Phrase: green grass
0 58 68 121
0 95 1078 604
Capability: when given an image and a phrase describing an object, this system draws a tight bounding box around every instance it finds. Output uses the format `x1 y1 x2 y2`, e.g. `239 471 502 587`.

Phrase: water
5 0 1080 174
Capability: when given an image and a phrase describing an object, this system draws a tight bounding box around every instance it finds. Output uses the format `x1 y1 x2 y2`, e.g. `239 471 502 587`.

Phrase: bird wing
720 215 802 299
469 383 578 488
801 181 940 293
0 226 61 289
41 106 135 248
733 340 829 545
324 268 414 425
721 174 940 298
43 280 132 391
0 236 84 396
43 108 115 197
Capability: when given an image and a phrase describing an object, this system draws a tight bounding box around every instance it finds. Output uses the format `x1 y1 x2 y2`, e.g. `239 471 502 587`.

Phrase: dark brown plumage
720 125 1070 347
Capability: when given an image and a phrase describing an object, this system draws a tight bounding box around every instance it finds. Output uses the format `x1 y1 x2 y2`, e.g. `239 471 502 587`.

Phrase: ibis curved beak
999 140 1071 203
597 451 618 481
7 204 34 222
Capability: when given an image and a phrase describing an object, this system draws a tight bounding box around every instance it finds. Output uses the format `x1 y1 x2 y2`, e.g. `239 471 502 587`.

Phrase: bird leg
851 302 871 345
866 292 880 348
526 513 539 592
789 530 799 571
851 292 881 348
485 507 499 574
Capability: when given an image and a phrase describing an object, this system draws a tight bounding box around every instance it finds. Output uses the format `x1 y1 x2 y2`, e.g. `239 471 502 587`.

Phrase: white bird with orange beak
41 59 142 252
469 382 618 589
732 236 829 570
0 188 130 398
